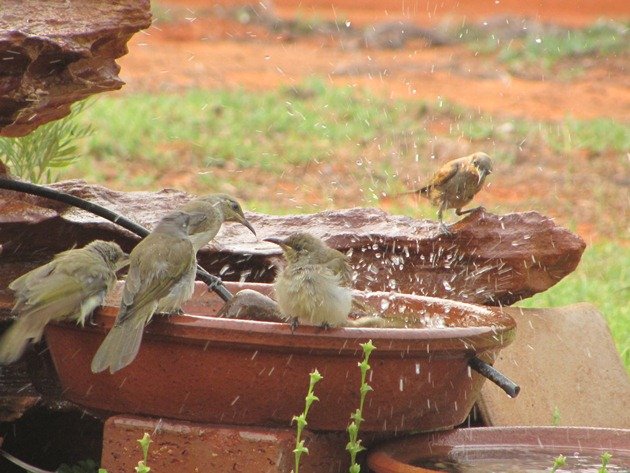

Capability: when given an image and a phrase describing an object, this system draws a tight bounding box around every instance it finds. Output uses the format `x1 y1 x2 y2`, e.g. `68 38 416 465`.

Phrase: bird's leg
437 204 452 235
157 308 184 317
86 312 99 327
456 206 484 216
318 322 332 331
290 317 300 333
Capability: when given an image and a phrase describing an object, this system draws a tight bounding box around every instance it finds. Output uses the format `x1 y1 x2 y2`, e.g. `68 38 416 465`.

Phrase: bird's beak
264 237 288 250
237 215 257 237
478 169 490 184
116 254 131 271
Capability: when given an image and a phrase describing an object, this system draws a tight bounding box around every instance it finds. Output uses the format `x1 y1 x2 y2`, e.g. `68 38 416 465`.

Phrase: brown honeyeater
0 240 127 364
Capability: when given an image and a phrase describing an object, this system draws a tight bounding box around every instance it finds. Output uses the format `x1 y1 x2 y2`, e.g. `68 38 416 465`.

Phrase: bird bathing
44 281 516 433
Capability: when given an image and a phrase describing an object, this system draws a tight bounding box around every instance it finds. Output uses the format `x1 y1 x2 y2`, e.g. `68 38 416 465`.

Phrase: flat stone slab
477 303 630 428
0 180 585 306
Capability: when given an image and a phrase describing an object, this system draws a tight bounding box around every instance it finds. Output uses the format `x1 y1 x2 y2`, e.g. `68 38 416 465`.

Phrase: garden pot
367 426 630 472
45 281 515 433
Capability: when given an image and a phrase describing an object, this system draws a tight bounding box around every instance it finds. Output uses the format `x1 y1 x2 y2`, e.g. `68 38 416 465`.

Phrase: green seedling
346 340 376 473
292 369 323 473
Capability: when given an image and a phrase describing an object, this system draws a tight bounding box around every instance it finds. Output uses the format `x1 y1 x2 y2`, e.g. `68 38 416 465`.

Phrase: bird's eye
231 202 239 211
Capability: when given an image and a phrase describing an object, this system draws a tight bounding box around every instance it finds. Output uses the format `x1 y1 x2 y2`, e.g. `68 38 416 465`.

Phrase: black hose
0 177 233 302
469 355 520 398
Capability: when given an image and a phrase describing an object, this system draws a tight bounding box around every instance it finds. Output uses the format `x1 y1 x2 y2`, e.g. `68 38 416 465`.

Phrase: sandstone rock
0 0 151 137
0 180 585 306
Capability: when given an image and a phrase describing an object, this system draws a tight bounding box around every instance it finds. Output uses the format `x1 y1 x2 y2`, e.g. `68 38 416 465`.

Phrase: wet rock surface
0 180 585 306
0 0 151 137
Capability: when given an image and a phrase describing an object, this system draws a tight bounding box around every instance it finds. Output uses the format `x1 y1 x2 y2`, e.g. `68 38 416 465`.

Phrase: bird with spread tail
409 152 493 234
0 240 127 365
91 210 207 374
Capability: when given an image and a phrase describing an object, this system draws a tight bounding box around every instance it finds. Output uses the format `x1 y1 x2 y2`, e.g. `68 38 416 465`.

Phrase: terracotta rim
76 281 516 355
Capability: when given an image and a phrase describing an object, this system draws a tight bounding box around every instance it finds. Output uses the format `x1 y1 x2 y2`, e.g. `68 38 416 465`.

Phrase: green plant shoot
551 406 561 426
0 100 92 183
135 432 152 473
292 369 323 473
346 340 376 473
598 451 612 473
550 454 566 472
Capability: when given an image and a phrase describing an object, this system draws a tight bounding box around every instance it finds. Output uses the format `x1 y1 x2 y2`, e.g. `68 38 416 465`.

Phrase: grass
460 20 629 74
499 21 628 70
518 242 630 369
66 84 629 180
71 81 427 173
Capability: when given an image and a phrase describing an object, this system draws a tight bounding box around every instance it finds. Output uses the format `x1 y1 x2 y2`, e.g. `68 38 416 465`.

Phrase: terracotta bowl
45 282 515 432
367 427 630 472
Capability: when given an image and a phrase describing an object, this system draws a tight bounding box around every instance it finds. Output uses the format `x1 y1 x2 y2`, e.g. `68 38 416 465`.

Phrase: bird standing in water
410 152 493 234
91 210 206 374
0 240 127 364
265 232 353 328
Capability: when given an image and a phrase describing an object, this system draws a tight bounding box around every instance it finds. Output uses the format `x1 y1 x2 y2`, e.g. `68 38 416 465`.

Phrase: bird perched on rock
410 152 493 234
265 232 354 328
91 210 207 374
178 194 256 252
0 240 127 364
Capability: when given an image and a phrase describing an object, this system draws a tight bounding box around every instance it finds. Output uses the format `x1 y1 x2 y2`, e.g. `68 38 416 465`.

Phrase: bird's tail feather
90 323 145 374
0 315 48 364
384 187 430 200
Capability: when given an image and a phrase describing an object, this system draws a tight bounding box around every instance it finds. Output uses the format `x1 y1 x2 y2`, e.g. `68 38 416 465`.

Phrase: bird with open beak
91 210 207 374
0 240 127 364
265 232 353 328
410 152 493 234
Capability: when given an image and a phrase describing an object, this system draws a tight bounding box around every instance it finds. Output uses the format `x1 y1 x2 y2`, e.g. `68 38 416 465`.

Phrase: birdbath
45 281 516 433
0 179 587 472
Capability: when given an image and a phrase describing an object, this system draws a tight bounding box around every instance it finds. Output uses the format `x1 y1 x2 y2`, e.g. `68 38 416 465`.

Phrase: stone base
477 303 630 428
102 415 351 473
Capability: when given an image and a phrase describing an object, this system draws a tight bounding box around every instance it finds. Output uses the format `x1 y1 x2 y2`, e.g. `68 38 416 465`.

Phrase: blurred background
3 0 628 365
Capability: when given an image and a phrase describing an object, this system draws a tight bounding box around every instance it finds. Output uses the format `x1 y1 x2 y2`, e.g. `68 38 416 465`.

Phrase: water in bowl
413 447 630 472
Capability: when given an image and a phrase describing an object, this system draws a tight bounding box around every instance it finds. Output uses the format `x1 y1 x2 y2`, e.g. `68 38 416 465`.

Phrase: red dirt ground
110 0 629 242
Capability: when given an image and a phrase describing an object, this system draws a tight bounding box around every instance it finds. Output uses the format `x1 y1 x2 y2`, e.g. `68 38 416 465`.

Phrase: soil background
112 0 629 241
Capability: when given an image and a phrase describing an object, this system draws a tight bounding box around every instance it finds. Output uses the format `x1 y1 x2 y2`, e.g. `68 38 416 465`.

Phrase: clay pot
367 427 630 472
45 282 515 433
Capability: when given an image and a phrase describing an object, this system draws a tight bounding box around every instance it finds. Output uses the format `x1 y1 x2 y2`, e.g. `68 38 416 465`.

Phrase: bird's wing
325 251 353 287
117 238 194 325
13 272 93 321
10 249 112 312
427 160 460 188
9 260 58 304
